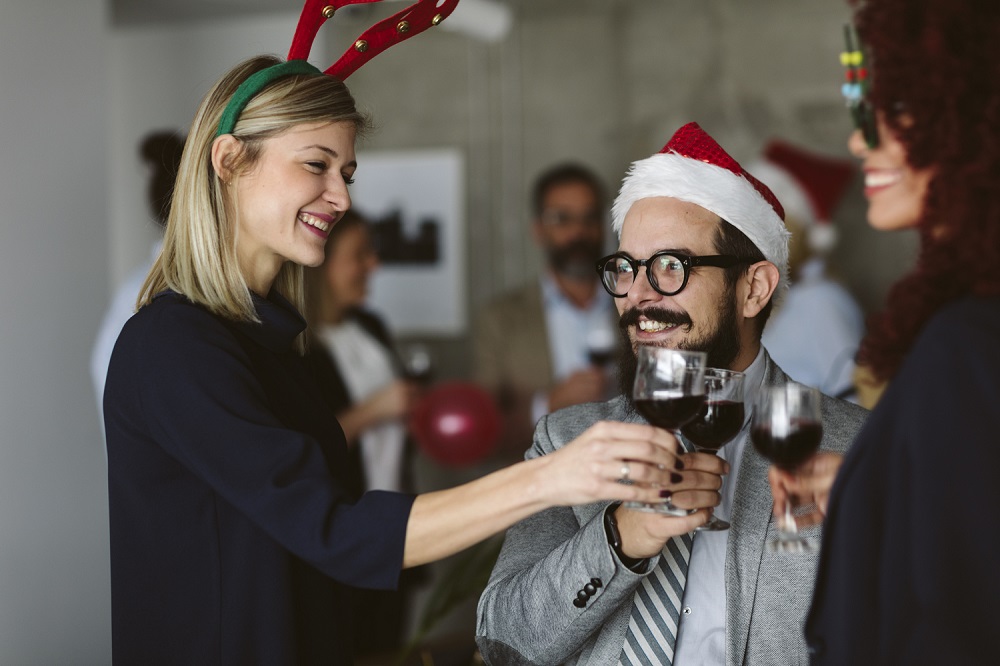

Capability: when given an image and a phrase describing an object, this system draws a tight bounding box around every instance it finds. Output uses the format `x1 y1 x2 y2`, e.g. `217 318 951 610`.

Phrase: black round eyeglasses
596 251 750 298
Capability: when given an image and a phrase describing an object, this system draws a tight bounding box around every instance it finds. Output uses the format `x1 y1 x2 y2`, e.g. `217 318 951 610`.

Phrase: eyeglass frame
595 250 752 298
842 24 879 149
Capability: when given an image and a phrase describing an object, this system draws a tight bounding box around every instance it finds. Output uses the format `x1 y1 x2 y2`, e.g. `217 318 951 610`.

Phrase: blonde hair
137 55 370 350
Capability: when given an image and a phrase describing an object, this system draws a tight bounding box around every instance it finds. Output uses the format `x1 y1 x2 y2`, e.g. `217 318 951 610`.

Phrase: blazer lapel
524 283 554 388
726 355 788 666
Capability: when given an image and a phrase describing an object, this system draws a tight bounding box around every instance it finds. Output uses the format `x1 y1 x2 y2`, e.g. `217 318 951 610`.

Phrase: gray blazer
476 354 868 666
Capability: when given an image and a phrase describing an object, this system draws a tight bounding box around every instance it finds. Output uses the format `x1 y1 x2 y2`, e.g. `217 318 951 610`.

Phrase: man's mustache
618 307 692 332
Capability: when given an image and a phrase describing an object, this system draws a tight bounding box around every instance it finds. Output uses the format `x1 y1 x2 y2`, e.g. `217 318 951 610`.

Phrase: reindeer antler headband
216 0 461 137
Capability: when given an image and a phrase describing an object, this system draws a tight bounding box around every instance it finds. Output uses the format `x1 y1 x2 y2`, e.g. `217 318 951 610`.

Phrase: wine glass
680 368 746 531
750 383 823 553
628 346 707 515
399 342 433 384
586 326 617 368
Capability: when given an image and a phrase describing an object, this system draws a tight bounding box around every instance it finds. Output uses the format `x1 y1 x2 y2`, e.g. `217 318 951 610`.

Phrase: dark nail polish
659 489 672 499
675 459 685 471
671 472 682 484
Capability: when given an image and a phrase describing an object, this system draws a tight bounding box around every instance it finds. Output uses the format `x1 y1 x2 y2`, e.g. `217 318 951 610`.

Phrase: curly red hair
852 0 1000 382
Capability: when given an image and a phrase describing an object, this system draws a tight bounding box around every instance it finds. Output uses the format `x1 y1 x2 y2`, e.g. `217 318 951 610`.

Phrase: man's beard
547 238 604 280
616 290 742 412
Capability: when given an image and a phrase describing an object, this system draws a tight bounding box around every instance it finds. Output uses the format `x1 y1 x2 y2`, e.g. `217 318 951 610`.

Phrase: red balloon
410 382 500 467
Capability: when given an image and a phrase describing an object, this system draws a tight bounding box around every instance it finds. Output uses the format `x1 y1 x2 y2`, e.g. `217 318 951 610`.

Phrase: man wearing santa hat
476 123 868 666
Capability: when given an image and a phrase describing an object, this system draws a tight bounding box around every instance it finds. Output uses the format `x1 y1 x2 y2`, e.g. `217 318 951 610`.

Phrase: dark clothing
306 308 403 498
304 308 422 657
806 296 1000 664
105 291 414 665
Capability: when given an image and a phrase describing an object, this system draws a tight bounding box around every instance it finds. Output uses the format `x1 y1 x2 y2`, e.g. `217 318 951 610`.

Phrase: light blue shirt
673 347 767 665
531 274 617 423
762 258 864 401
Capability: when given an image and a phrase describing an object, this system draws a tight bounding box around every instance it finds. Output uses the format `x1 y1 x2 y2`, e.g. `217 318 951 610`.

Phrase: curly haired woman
770 0 1000 662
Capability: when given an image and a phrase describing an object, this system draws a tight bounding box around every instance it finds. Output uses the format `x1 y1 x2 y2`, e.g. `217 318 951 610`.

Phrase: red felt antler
287 0 461 80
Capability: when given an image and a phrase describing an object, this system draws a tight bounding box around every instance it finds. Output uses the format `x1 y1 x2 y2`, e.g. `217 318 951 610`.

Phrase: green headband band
215 60 322 137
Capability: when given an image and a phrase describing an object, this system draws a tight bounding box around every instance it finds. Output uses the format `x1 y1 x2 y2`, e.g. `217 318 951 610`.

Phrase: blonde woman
103 53 708 664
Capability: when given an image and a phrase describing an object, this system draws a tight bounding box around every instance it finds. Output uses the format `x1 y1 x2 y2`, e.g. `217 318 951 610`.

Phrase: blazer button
591 577 603 587
573 598 586 608
577 589 590 602
584 583 597 596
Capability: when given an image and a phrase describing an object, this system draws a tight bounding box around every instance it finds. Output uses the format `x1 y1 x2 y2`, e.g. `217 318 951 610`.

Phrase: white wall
0 5 325 662
108 10 314 286
0 1 111 662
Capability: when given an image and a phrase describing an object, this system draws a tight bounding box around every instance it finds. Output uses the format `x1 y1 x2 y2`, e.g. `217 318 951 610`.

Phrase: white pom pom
808 223 838 253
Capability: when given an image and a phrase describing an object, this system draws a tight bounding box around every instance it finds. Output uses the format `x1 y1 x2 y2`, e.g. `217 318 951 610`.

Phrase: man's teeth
865 171 902 188
300 213 331 232
639 320 674 332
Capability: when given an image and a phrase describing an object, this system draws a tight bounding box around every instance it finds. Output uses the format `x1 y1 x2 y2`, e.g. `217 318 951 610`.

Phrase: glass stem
782 503 798 535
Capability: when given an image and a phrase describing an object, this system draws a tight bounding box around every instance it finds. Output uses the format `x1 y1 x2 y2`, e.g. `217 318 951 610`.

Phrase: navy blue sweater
105 290 414 665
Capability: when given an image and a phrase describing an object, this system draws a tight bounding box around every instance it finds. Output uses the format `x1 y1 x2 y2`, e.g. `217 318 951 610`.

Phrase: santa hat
612 122 791 294
746 139 856 254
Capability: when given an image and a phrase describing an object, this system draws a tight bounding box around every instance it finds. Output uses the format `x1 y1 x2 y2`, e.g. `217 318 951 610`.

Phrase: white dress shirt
531 273 617 423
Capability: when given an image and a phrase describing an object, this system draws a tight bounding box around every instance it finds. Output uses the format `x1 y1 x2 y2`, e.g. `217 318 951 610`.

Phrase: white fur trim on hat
611 151 791 294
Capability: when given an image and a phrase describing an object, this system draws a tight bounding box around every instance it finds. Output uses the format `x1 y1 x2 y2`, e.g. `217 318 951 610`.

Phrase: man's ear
210 134 241 184
741 261 780 318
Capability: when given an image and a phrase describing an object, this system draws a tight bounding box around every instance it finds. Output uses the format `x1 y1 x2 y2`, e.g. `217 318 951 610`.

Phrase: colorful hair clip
217 0 461 136
840 24 878 148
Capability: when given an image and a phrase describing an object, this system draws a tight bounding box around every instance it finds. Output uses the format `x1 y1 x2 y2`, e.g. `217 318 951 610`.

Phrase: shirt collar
741 346 768 425
154 289 305 353
238 290 306 353
539 272 612 313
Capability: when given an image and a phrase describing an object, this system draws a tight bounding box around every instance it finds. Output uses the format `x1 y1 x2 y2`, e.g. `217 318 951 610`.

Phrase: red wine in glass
587 327 616 368
628 347 707 515
682 400 745 452
750 421 822 470
682 368 746 531
751 383 824 552
588 347 616 368
634 395 706 431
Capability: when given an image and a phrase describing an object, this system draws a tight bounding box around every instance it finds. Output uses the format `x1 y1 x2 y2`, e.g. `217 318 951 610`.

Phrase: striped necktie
618 531 694 666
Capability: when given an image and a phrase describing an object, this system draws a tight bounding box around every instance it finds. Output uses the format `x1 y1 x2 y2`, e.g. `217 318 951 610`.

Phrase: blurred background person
305 208 420 497
90 129 185 423
750 138 864 402
304 208 422 658
473 163 618 460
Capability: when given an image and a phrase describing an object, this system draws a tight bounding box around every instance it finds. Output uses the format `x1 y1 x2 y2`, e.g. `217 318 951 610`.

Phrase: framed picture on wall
348 148 466 336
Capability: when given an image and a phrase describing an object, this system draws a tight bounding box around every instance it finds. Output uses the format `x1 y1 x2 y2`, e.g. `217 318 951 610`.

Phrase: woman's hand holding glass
537 421 688 508
767 451 844 530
